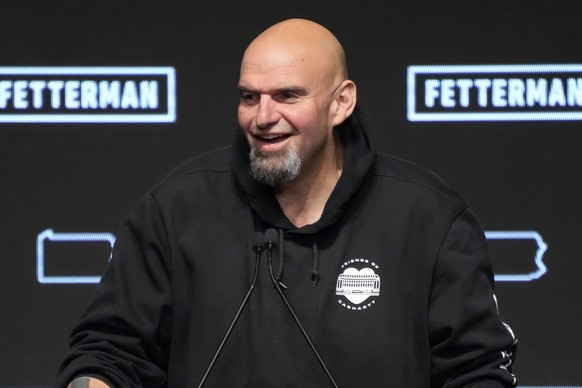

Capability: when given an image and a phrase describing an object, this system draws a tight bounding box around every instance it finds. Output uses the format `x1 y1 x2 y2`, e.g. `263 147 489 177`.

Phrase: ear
331 80 357 126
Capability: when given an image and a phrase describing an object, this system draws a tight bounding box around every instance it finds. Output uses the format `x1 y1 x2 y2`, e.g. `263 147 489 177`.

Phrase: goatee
249 147 301 186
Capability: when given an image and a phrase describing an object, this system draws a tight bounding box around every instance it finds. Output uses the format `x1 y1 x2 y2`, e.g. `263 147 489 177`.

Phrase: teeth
257 134 288 142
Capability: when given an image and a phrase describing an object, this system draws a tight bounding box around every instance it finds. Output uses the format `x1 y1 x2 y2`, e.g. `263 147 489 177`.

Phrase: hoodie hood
233 103 376 235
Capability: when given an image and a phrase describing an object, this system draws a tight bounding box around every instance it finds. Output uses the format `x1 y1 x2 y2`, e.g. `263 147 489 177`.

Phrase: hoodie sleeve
54 193 173 388
429 207 517 387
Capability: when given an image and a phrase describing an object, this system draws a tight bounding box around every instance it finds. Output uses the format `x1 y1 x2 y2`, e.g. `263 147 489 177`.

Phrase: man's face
237 45 340 186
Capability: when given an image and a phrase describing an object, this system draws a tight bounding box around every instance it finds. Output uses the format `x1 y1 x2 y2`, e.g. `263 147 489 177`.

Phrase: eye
240 92 259 105
275 91 299 103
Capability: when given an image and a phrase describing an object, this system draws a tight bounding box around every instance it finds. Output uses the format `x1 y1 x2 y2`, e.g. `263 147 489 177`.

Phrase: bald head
241 19 348 88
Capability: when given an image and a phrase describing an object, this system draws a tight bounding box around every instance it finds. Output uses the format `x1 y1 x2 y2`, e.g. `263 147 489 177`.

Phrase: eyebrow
237 85 308 96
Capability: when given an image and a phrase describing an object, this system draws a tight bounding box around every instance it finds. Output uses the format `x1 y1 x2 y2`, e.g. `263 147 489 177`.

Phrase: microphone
197 232 264 388
264 229 339 388
264 228 278 257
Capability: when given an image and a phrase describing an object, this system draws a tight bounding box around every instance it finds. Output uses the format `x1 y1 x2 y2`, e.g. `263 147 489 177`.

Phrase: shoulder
166 146 232 178
151 146 233 196
374 152 465 204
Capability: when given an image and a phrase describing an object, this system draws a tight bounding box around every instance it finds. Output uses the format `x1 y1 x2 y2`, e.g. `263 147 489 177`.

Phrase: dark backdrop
1 0 581 386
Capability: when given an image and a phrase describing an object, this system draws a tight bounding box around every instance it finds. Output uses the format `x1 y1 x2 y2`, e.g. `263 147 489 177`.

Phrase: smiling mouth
254 134 291 144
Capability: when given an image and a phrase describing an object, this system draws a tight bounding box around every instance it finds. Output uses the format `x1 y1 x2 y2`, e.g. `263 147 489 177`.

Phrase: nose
256 96 280 129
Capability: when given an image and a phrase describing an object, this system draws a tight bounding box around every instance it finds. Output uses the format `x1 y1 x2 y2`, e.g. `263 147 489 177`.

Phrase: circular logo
336 258 380 311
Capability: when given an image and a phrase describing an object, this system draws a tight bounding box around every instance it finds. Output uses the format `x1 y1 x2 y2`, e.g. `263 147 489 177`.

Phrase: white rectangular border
407 64 582 121
0 66 176 123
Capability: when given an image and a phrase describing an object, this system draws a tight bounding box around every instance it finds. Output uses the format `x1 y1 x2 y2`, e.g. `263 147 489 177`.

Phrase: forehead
239 44 327 91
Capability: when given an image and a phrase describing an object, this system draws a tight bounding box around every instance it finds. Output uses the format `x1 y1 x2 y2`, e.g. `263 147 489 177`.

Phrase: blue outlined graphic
0 66 176 123
485 230 548 282
36 229 115 284
407 64 582 122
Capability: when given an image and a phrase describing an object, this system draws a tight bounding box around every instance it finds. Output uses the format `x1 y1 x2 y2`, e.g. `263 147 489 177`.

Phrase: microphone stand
196 234 264 388
265 230 339 388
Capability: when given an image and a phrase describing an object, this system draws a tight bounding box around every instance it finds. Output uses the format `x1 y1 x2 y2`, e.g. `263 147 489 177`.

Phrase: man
56 19 517 387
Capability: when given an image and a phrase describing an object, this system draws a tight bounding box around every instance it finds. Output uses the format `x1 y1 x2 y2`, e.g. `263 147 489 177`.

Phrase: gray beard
249 147 301 187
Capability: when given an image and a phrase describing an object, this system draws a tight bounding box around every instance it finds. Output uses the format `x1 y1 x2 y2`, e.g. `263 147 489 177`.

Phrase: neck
275 142 343 228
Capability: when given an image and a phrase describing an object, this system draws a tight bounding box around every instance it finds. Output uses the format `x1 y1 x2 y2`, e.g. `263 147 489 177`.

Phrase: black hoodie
55 105 517 387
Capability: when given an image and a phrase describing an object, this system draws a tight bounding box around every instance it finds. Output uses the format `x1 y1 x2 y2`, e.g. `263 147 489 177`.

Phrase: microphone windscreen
264 228 278 245
253 232 264 248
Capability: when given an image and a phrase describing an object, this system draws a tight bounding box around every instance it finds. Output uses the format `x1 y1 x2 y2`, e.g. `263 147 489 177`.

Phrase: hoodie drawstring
270 228 321 289
275 229 285 287
311 236 320 288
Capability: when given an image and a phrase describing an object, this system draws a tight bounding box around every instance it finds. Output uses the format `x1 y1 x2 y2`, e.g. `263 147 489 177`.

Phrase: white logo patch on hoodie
336 258 381 311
